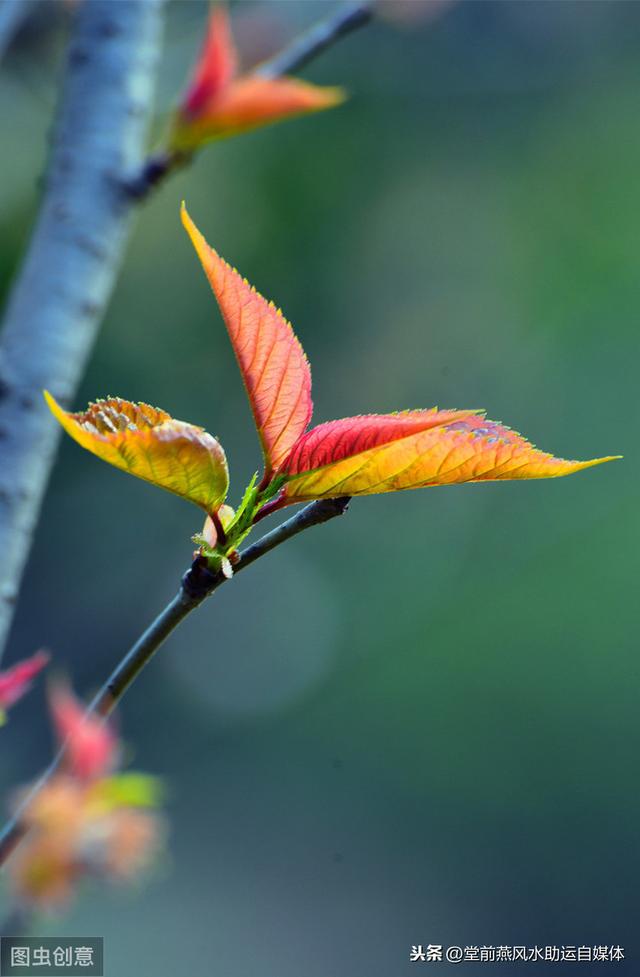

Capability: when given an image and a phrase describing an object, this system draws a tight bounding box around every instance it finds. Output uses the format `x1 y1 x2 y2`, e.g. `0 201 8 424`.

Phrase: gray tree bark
0 0 37 62
0 0 165 663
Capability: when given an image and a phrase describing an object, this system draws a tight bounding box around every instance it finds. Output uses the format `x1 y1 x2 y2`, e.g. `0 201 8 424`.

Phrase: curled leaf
45 392 229 515
182 206 313 476
169 4 345 151
280 412 619 502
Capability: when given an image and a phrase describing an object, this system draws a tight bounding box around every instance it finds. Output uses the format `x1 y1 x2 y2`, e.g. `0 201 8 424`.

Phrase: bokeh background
0 2 637 974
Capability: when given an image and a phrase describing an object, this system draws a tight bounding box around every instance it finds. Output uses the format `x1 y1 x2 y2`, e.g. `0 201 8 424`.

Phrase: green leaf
90 773 164 811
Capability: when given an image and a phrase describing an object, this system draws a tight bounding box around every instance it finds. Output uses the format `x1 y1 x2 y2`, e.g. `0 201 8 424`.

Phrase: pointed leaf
182 206 313 475
45 393 229 515
283 409 479 474
172 75 345 150
281 412 619 502
169 5 344 152
216 75 345 133
0 650 49 714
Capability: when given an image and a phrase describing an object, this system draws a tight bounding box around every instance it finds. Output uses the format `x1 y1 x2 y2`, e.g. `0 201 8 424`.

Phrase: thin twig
0 0 165 666
126 1 373 198
257 1 372 80
0 497 350 866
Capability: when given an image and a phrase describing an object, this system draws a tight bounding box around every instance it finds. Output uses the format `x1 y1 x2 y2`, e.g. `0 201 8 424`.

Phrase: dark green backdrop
1 3 636 975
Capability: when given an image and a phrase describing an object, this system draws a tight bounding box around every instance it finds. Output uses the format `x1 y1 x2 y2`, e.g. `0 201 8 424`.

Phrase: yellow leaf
281 413 620 502
45 393 229 515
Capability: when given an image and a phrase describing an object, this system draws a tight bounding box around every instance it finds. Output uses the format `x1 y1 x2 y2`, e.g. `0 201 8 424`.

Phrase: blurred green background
0 2 637 974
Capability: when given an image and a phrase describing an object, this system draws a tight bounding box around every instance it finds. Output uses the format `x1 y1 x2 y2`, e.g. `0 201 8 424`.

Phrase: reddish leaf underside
182 205 313 476
45 393 229 515
283 410 480 473
280 412 619 502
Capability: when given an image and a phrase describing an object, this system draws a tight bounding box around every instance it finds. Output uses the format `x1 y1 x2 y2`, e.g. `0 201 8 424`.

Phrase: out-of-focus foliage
0 651 48 725
8 686 163 911
168 4 344 151
49 682 118 782
9 776 162 910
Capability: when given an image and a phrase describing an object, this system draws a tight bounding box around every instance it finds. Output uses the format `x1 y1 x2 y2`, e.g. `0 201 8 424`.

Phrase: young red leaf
183 5 238 117
279 413 619 503
45 393 229 516
182 206 313 477
180 209 617 505
0 650 49 721
169 4 345 152
50 683 117 782
283 410 479 473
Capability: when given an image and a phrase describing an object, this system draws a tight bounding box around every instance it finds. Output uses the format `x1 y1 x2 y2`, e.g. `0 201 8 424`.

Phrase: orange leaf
180 209 617 504
280 412 619 502
173 75 345 150
45 393 229 515
169 5 344 151
182 206 313 477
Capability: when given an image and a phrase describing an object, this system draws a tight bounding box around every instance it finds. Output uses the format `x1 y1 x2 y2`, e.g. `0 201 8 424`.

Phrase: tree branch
126 0 374 198
0 496 350 866
0 0 39 63
257 0 372 80
0 0 165 665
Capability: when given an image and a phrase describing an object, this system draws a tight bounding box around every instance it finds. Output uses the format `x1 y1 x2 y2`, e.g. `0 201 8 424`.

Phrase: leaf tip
44 390 70 431
572 454 622 472
43 388 56 411
320 84 348 109
181 205 222 282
